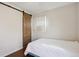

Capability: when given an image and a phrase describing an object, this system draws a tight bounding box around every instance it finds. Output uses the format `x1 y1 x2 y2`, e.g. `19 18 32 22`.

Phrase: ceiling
6 2 74 15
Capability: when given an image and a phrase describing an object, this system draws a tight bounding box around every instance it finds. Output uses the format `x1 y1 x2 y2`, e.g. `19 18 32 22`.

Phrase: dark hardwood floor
6 47 26 57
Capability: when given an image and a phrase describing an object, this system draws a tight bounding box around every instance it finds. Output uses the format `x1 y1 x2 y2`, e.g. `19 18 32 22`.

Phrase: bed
24 38 79 57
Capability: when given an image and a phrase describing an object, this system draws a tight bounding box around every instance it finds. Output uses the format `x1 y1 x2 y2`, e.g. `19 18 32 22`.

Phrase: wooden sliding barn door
23 11 32 48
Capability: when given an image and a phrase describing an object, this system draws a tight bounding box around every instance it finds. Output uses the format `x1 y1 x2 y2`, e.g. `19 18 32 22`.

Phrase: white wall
0 4 23 56
77 3 79 41
31 3 78 41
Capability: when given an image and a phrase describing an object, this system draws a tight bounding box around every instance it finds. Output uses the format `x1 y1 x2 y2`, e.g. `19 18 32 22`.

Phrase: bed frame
26 52 39 57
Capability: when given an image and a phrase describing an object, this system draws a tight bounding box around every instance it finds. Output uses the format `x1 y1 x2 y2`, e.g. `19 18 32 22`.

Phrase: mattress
24 38 79 57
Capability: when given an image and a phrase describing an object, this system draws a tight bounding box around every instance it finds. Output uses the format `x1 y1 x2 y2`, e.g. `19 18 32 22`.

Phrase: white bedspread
24 39 79 57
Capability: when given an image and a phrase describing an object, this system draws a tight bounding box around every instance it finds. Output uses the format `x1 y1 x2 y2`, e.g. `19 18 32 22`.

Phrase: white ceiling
7 2 74 15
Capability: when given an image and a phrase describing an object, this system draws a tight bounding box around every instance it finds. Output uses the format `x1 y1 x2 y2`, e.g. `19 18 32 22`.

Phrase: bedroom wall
31 3 77 41
0 4 23 56
77 3 79 41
